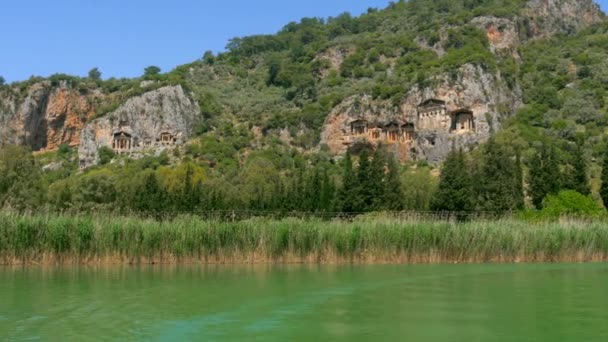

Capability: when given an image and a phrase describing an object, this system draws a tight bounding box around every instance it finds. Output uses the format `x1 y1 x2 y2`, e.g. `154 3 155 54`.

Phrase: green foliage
431 149 474 212
0 146 44 211
528 144 560 209
561 144 590 195
337 151 358 212
475 138 524 211
2 0 608 218
72 170 117 210
600 149 608 209
97 146 115 165
202 51 215 65
144 66 161 76
0 76 5 86
58 143 72 156
133 171 168 214
541 190 604 218
88 68 102 81
401 166 438 210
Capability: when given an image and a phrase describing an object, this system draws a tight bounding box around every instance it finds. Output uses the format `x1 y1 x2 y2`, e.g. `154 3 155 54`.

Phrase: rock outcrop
472 0 604 56
320 64 521 164
523 0 604 38
78 85 200 168
0 81 100 151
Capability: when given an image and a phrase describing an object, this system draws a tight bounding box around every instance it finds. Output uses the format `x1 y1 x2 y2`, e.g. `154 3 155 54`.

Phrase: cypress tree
319 170 335 212
356 149 372 211
514 150 525 210
562 144 589 195
368 148 387 210
383 153 404 211
305 169 322 211
476 138 524 211
431 149 473 212
600 149 608 208
528 144 560 209
134 172 168 216
338 150 358 212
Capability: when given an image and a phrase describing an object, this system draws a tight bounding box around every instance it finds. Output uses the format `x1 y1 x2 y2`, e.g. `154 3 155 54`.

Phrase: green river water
1 263 607 341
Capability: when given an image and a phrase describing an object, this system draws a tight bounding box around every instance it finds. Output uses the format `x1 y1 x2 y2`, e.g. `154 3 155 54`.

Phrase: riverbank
1 214 607 265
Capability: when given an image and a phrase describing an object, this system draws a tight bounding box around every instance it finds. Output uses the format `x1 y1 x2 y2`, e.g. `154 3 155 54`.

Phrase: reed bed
1 213 607 265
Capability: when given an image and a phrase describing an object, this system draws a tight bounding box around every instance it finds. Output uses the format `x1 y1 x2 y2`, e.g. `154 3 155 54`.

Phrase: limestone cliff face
472 0 603 56
0 81 100 151
78 85 200 168
320 64 521 164
523 0 604 37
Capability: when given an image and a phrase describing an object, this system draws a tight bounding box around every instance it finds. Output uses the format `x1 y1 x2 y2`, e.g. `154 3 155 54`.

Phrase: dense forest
0 0 607 217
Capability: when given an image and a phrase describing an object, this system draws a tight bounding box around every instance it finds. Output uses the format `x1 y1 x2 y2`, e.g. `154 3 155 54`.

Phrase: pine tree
529 144 561 209
431 149 473 212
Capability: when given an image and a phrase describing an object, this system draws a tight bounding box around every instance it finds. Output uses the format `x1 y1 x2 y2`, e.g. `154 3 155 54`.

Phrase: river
1 264 607 341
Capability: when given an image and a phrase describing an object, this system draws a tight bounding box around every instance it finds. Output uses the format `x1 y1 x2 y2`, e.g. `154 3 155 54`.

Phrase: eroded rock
78 85 200 168
320 64 522 164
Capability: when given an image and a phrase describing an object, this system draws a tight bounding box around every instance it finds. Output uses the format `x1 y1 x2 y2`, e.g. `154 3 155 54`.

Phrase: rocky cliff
320 64 521 164
78 85 200 168
0 81 101 152
472 0 603 56
523 0 604 37
0 0 604 168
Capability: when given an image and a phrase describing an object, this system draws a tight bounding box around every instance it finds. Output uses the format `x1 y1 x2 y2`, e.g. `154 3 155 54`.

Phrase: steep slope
0 0 604 168
78 85 200 168
0 81 101 151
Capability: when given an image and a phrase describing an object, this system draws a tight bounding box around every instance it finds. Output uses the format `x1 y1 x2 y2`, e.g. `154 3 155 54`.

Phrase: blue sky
1 0 606 83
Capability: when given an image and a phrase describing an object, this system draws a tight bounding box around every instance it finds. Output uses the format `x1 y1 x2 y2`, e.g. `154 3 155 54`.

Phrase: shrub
542 190 604 218
97 147 115 165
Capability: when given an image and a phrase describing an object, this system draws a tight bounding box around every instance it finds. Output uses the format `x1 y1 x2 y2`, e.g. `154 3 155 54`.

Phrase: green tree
133 171 168 215
319 169 335 212
144 66 161 77
0 76 5 86
356 149 372 211
431 149 473 212
476 138 524 211
73 170 117 210
402 167 438 211
528 144 561 209
303 168 322 211
0 146 44 211
542 190 603 218
88 68 102 81
337 151 358 212
600 149 608 208
202 51 215 65
368 148 387 210
176 164 204 211
49 180 73 211
97 146 115 165
561 144 589 196
382 153 404 211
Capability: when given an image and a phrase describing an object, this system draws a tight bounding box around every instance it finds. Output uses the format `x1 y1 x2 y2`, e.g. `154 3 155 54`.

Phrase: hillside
0 0 606 212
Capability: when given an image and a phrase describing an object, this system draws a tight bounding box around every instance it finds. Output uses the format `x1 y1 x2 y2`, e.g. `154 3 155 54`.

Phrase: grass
1 213 608 265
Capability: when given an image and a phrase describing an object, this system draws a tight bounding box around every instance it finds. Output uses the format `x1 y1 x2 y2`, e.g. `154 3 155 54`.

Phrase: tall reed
1 214 607 265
